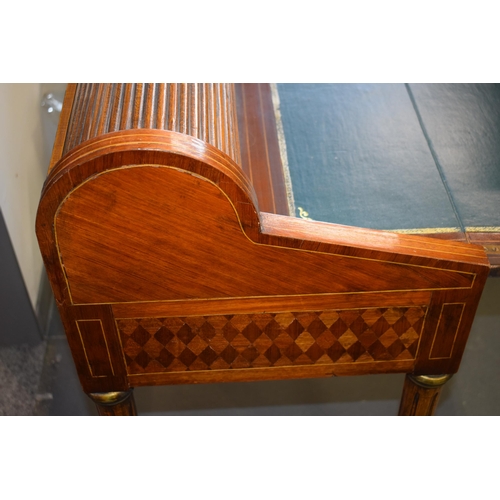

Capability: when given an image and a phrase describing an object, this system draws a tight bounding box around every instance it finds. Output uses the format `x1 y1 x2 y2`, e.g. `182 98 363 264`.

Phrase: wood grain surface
235 83 290 215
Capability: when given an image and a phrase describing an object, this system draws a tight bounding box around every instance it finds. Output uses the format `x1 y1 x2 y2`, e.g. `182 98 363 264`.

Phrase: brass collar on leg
88 390 133 406
409 374 453 388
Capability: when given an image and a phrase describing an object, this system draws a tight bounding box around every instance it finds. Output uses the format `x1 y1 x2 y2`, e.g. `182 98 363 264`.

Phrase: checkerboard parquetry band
117 307 425 374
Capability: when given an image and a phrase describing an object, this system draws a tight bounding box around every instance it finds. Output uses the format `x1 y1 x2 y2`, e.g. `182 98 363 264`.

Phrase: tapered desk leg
88 389 137 416
398 374 452 416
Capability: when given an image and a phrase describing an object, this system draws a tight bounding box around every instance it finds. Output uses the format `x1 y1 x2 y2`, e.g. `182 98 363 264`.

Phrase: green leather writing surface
276 83 499 234
407 84 500 229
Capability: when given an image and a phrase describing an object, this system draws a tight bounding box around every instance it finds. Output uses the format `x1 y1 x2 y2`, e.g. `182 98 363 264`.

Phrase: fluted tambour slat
63 83 242 165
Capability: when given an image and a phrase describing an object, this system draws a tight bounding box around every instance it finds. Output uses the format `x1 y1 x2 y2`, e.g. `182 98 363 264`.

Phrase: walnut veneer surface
36 83 490 415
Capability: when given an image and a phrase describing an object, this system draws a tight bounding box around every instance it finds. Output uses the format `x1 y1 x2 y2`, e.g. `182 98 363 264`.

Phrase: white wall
0 84 52 309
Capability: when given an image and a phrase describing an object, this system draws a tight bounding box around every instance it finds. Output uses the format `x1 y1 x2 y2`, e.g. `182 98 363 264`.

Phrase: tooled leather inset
117 307 426 374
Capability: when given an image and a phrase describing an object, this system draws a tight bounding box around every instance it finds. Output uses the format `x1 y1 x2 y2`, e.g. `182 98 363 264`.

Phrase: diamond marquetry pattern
117 307 425 374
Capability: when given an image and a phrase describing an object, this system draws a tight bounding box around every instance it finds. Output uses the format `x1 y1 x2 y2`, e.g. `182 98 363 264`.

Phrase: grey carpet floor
0 341 47 415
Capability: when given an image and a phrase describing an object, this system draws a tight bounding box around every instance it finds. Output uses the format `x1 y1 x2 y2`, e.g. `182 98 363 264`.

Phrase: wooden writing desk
36 84 490 415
